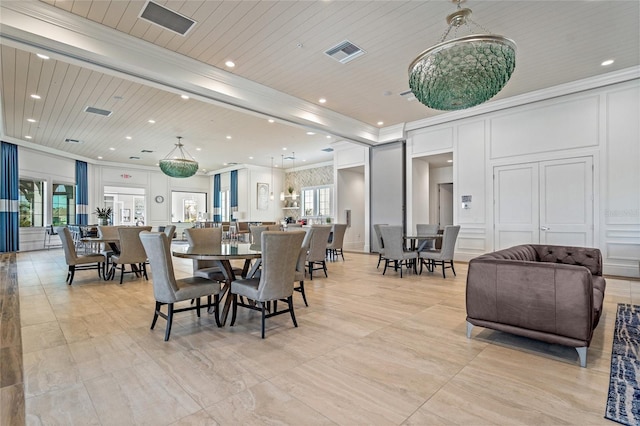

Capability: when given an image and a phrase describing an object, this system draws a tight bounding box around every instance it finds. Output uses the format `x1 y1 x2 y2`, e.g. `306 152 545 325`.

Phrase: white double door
494 156 593 249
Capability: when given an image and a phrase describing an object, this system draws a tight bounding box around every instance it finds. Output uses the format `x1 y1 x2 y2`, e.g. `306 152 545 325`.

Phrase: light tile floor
15 248 638 425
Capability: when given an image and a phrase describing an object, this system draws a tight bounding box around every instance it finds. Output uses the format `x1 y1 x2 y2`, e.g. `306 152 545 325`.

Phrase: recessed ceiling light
202 169 207 172
223 163 228 166
98 156 103 159
25 135 32 139
125 136 132 140
447 159 453 163
36 53 50 60
30 94 41 99
155 163 159 166
319 98 326 104
306 132 315 135
148 119 156 124
226 135 232 139
268 119 274 123
326 135 332 139
249 156 254 160
196 147 201 151
109 147 115 151
377 121 384 126
27 118 36 123
282 147 287 150
275 165 279 168
601 59 614 66
302 159 307 162
181 94 189 100
225 60 235 68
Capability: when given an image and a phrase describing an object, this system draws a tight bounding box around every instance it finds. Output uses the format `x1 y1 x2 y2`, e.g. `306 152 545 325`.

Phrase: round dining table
172 242 262 325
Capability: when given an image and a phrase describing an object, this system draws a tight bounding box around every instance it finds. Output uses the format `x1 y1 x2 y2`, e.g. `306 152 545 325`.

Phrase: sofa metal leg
576 347 587 368
466 321 474 338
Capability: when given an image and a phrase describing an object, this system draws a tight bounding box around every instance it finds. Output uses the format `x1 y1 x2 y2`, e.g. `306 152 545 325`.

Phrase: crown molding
0 1 379 145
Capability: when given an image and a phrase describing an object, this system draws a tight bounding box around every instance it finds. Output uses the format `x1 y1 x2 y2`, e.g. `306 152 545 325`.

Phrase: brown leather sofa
465 244 606 367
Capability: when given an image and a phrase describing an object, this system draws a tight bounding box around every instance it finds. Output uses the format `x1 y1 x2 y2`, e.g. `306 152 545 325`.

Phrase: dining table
172 242 262 325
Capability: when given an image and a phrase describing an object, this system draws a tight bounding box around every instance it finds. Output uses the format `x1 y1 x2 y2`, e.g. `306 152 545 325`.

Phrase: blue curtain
213 173 221 222
230 170 238 219
0 142 19 252
75 160 89 225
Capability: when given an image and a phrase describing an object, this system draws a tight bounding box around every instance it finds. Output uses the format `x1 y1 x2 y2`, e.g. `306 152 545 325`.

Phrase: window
221 190 230 221
171 191 207 223
19 178 44 227
52 183 75 226
301 185 333 217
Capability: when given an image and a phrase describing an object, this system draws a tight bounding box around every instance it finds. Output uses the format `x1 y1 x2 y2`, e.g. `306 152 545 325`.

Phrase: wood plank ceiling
1 0 638 170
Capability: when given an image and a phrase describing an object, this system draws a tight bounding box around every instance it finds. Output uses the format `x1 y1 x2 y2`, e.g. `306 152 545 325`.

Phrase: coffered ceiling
1 0 638 172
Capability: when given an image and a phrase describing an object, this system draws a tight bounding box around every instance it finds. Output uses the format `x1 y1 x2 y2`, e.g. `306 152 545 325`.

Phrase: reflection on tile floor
14 248 638 425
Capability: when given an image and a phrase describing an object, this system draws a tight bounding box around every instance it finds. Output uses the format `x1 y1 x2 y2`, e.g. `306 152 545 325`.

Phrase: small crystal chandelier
159 136 199 178
408 0 516 111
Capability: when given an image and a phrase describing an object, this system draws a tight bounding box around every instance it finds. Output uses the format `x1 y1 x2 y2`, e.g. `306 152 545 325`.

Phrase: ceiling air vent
64 138 83 144
139 1 196 36
129 156 141 160
141 150 154 153
321 148 334 152
325 40 365 64
84 106 112 117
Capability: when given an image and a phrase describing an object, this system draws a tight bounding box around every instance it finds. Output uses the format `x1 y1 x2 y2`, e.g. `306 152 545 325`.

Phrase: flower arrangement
94 207 113 220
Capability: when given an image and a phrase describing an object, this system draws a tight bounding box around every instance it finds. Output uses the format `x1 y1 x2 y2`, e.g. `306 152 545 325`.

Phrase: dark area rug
605 303 640 426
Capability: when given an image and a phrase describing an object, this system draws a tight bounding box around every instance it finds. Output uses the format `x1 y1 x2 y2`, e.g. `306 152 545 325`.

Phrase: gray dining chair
326 223 347 261
184 227 228 281
230 231 305 338
419 225 460 278
294 227 313 306
249 225 269 247
162 225 176 240
373 224 388 269
379 225 418 278
416 223 439 251
306 225 332 280
110 226 152 284
140 232 223 340
56 226 105 285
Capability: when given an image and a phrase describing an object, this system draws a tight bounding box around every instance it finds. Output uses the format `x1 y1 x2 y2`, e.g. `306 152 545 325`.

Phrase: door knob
540 226 550 231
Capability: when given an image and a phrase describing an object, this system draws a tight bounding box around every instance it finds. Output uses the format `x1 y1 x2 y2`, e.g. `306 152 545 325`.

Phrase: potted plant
94 207 113 226
288 186 294 196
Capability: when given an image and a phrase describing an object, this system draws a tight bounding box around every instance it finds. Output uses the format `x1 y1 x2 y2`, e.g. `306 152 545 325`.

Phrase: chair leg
322 261 327 277
97 262 102 279
230 294 238 326
340 249 344 261
288 296 298 328
400 261 403 278
308 262 313 280
382 259 388 275
213 295 222 328
261 302 266 339
441 261 446 278
196 297 201 317
142 263 148 280
151 301 161 329
298 280 308 306
377 254 382 269
450 260 456 276
164 303 174 341
67 265 75 285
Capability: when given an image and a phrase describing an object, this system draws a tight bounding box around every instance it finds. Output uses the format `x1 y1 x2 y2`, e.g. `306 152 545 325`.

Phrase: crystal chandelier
408 0 516 111
159 136 199 178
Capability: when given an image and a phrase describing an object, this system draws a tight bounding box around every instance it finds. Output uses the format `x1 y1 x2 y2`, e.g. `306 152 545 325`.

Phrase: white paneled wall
406 79 640 277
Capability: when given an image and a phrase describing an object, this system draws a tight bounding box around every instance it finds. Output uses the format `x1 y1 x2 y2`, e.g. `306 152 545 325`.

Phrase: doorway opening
103 186 146 226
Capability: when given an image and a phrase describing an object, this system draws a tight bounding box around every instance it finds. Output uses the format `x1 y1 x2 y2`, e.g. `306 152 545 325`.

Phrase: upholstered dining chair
162 225 176 240
419 225 460 278
184 227 226 281
379 225 418 278
110 226 152 284
416 223 439 251
97 225 121 263
56 226 105 285
306 225 332 280
373 224 388 269
249 225 269 247
326 223 347 261
140 232 223 340
230 231 305 338
294 227 313 306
